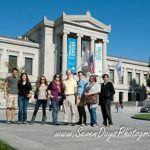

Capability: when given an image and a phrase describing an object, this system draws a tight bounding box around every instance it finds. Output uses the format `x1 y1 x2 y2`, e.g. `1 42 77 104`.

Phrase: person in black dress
100 74 115 127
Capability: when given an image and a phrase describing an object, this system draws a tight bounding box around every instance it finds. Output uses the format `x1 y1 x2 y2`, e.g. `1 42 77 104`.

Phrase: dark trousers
77 106 86 124
33 100 47 116
100 100 113 126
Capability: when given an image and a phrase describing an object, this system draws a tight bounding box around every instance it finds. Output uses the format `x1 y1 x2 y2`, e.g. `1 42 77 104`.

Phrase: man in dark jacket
100 74 115 127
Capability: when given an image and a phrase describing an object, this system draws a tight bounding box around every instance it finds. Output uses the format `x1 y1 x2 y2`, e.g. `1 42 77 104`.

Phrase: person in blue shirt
76 71 88 125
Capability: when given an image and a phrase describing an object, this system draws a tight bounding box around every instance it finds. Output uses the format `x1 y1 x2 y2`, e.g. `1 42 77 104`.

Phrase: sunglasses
56 76 60 78
41 78 45 80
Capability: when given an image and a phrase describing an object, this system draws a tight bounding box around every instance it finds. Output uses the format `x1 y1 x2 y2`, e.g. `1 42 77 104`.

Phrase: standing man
76 71 87 125
63 70 77 126
4 68 19 124
100 74 115 127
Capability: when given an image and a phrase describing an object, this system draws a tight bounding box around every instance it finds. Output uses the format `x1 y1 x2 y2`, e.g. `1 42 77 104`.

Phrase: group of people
3 68 115 127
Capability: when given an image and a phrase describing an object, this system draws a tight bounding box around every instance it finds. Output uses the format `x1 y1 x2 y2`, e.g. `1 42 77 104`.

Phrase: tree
0 62 25 92
147 78 150 87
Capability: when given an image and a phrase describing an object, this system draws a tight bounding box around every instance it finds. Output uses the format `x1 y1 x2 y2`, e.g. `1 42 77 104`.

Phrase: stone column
102 39 108 74
140 70 144 86
133 69 136 80
62 31 69 76
90 37 96 74
123 67 127 86
123 91 128 102
114 68 118 85
90 37 96 53
76 34 83 71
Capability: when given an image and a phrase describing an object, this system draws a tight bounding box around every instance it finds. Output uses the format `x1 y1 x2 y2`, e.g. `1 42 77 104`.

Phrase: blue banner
67 37 77 74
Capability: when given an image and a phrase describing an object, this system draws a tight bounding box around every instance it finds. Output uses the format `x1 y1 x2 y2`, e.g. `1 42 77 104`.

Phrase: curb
131 116 150 121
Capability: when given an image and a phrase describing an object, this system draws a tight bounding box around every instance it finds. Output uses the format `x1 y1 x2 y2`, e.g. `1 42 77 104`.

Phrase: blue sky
0 0 150 62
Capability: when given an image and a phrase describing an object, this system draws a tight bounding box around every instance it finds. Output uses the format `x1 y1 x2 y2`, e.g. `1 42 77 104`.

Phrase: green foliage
0 78 5 92
0 140 16 150
147 78 150 87
133 114 150 120
5 62 25 76
0 62 25 92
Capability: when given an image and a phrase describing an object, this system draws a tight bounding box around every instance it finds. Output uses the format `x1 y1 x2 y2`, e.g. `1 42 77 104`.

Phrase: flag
115 59 123 80
88 52 94 73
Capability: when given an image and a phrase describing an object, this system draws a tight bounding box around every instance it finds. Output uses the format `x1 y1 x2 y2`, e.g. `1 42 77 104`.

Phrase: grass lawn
132 113 150 121
0 140 16 150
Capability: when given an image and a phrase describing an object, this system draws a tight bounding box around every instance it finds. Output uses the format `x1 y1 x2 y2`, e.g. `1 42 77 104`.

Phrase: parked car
140 106 150 113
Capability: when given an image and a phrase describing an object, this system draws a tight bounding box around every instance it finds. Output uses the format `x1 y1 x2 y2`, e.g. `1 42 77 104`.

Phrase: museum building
0 11 149 103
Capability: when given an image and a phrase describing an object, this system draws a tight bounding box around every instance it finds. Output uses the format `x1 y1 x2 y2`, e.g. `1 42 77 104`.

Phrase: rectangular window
136 73 140 85
144 74 148 85
119 76 123 84
128 92 132 101
127 72 132 85
136 93 140 101
119 92 123 101
25 57 33 75
9 55 17 73
109 69 114 83
144 74 148 80
0 54 1 66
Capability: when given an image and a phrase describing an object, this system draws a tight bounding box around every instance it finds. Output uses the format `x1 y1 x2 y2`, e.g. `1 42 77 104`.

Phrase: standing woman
30 75 48 125
18 73 32 124
47 74 64 125
84 75 100 127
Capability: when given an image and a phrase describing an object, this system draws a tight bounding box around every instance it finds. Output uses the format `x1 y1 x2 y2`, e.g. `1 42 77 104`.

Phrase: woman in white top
84 75 100 127
30 75 48 125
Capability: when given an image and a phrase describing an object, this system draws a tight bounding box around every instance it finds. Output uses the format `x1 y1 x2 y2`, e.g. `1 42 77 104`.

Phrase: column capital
90 37 97 40
77 33 83 37
102 39 109 43
62 30 70 35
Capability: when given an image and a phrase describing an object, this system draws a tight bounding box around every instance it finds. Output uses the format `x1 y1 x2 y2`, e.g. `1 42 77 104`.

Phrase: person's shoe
53 123 60 126
30 115 36 125
76 121 82 125
100 124 107 127
71 123 76 126
11 121 16 124
41 116 46 125
63 122 68 125
23 121 28 124
6 121 11 124
91 124 98 127
108 123 113 127
17 121 22 124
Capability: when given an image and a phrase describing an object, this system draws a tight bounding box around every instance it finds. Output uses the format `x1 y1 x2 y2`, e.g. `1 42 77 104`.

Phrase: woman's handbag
87 94 98 104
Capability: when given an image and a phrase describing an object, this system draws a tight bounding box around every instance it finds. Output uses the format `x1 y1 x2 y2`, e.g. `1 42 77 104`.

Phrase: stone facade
107 56 149 102
0 36 39 80
0 12 149 104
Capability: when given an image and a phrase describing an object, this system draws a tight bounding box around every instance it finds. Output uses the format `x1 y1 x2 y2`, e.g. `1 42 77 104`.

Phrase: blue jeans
51 98 60 124
89 107 97 125
18 96 29 122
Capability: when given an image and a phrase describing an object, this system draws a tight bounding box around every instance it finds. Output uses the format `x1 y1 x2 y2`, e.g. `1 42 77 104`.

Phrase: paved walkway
0 106 150 150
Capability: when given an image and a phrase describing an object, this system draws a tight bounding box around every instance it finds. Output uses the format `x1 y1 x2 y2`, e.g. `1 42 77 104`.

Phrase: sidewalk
0 107 149 150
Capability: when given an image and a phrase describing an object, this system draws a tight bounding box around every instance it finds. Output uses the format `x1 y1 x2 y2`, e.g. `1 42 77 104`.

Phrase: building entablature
107 55 149 68
0 36 39 48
